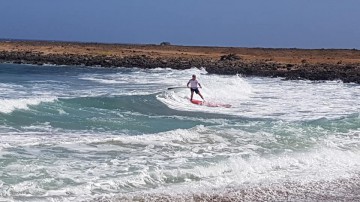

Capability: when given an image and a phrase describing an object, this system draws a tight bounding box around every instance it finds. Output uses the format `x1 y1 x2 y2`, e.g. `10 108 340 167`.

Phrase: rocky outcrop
220 53 241 61
1 50 360 83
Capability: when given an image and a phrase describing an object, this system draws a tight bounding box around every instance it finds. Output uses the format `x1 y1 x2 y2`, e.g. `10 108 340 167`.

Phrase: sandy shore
1 40 360 83
90 174 360 201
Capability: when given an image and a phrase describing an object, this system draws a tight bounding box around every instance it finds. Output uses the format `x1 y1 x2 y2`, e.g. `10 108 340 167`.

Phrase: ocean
0 63 360 201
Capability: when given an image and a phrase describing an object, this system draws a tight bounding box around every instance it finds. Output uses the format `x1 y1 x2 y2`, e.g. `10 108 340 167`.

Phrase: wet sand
91 175 360 201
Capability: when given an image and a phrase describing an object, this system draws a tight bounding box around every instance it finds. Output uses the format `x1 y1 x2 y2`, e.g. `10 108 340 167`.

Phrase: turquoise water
0 63 360 201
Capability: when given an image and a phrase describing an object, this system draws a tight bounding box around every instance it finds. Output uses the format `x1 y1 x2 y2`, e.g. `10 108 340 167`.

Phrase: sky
1 0 359 49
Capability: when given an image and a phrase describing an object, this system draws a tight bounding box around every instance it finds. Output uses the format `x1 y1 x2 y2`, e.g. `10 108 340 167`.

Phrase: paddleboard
167 87 187 90
190 99 231 108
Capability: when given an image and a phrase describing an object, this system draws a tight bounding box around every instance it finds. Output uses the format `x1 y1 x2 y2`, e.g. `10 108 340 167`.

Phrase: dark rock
220 53 241 61
1 50 360 84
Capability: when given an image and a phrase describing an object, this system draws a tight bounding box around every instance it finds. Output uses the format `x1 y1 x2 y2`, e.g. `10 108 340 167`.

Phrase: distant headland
1 39 360 83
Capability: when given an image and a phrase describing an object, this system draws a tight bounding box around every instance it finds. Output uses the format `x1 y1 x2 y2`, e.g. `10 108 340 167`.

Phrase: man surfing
187 74 204 101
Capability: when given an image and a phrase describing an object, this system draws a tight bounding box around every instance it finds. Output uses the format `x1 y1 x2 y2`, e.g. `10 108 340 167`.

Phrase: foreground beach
1 40 360 83
95 175 360 201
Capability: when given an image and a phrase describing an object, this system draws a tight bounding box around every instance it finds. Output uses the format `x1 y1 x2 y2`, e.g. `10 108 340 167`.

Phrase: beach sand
1 40 360 64
90 175 360 201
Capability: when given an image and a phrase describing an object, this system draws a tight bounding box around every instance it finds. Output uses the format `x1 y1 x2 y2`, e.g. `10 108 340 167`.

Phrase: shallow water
0 63 359 201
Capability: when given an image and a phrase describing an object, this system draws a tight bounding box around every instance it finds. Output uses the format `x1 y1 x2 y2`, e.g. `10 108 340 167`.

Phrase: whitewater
0 63 360 201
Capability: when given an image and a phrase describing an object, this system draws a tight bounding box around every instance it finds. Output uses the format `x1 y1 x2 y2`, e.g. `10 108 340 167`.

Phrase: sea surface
0 63 360 201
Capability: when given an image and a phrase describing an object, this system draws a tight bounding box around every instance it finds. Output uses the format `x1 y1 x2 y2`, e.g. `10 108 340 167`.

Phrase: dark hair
192 74 196 77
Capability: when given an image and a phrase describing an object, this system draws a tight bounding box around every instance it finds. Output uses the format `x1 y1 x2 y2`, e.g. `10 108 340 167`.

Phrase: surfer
187 74 204 101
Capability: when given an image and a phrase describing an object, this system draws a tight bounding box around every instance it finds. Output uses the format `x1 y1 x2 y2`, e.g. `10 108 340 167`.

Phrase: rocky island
1 40 360 83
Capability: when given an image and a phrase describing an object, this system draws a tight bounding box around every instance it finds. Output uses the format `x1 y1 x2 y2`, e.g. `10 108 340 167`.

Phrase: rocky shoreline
1 40 360 83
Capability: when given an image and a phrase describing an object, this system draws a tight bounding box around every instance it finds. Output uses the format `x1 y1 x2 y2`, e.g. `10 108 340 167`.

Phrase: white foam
79 67 208 96
0 97 57 114
0 83 24 96
111 148 360 202
158 74 360 121
157 73 253 115
1 123 360 200
80 77 128 84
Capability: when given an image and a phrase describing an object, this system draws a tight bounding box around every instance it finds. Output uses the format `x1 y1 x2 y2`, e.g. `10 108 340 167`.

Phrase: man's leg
190 91 194 101
198 92 204 100
196 89 204 100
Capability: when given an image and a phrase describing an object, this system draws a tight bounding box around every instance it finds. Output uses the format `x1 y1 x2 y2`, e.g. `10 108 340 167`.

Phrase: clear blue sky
1 0 359 49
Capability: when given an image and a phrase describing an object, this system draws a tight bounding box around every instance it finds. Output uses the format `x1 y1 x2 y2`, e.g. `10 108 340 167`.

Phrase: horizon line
0 38 358 51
